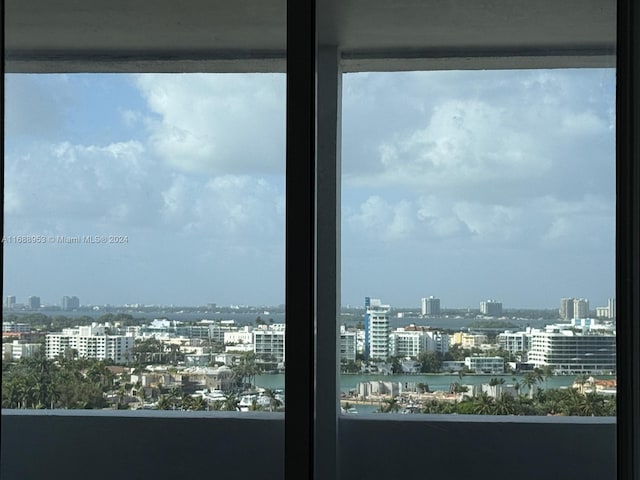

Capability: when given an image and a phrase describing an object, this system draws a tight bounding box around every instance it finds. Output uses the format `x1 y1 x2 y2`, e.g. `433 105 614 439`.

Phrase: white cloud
134 74 286 175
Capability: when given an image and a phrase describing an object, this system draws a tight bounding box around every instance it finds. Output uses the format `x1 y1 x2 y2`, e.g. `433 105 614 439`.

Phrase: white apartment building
527 326 616 374
573 298 590 319
497 331 531 355
340 326 357 362
421 296 440 316
425 331 450 354
465 356 505 374
2 340 41 361
480 300 502 316
596 298 616 319
366 298 390 360
356 330 365 355
253 324 285 364
45 324 135 364
224 326 254 345
389 329 424 357
388 328 450 357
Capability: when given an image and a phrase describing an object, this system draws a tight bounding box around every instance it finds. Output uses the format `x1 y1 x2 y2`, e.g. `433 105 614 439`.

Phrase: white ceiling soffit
4 0 615 73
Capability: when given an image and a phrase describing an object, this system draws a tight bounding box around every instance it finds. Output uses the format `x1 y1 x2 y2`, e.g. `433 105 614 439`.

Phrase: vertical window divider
315 44 341 480
616 1 640 479
286 0 316 479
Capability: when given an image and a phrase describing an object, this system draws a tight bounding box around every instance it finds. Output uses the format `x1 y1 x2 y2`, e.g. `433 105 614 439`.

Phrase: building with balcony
465 356 505 374
253 324 285 364
340 325 356 362
527 326 616 374
364 297 390 360
45 324 135 364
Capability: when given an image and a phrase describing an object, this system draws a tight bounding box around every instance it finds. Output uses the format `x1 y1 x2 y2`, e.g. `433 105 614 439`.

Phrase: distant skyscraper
607 298 616 319
364 297 390 360
62 296 80 311
27 296 41 310
573 298 589 319
5 296 16 310
560 298 575 320
421 296 440 316
480 300 502 316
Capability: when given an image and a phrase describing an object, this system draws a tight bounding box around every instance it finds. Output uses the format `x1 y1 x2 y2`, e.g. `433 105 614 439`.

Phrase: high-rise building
573 298 589 319
421 296 440 316
27 296 41 310
560 297 575 320
364 297 390 360
5 296 16 310
339 325 357 362
480 300 502 316
608 298 616 319
61 296 80 311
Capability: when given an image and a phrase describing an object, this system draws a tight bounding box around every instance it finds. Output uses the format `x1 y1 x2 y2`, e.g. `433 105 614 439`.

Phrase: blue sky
3 70 615 309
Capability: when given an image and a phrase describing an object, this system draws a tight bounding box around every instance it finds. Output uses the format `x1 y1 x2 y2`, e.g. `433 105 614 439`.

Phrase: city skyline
4 69 615 308
2 292 616 313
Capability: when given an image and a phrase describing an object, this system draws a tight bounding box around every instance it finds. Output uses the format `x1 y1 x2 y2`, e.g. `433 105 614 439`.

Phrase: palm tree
574 373 590 394
494 392 515 415
523 371 538 398
262 388 282 412
578 392 604 416
473 392 495 415
541 365 555 389
380 397 400 413
224 394 240 411
249 397 263 411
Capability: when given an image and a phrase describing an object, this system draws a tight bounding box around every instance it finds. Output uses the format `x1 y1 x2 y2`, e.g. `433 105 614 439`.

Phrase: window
3 73 286 412
340 68 617 416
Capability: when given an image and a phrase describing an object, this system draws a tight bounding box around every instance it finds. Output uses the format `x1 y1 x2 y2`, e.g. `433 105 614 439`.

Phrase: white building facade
253 324 286 364
45 324 134 364
465 356 505 374
527 326 616 374
2 341 42 361
366 299 390 360
340 326 357 362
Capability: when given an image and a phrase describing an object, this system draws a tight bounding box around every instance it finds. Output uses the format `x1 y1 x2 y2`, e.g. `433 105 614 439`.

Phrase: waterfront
252 372 616 414
253 372 613 394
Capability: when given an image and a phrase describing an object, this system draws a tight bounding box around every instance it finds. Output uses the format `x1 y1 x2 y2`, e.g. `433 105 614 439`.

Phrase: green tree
473 392 496 415
380 397 400 413
418 352 443 373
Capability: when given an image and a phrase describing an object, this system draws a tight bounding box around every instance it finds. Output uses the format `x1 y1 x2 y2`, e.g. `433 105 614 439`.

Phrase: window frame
2 1 638 480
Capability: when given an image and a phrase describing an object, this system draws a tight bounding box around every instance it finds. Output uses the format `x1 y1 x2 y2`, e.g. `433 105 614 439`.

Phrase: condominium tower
364 297 390 360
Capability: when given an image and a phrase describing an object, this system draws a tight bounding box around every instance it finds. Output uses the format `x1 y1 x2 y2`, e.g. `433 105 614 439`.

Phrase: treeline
374 388 616 416
2 352 115 409
3 313 144 330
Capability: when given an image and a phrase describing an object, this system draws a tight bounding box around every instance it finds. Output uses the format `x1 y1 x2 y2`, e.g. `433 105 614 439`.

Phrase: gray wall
1 411 615 480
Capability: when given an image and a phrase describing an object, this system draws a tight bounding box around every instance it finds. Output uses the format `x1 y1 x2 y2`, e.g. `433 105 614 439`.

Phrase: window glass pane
2 73 286 412
340 69 616 416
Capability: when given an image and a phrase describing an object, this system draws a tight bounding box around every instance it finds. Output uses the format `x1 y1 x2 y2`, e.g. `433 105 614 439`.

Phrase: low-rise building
2 340 41 361
465 356 505 374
